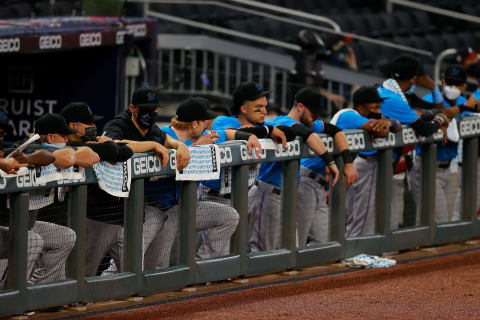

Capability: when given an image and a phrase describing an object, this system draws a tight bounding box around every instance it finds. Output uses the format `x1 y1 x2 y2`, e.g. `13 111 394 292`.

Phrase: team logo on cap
147 92 156 102
87 106 93 116
255 83 263 91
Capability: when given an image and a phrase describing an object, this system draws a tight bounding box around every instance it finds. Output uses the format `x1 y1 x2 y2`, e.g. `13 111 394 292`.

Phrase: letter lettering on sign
0 38 20 53
39 35 62 50
79 33 102 47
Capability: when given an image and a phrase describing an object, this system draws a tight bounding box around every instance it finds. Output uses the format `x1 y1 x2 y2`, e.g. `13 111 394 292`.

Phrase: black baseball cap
443 66 467 85
294 87 325 115
391 54 420 81
60 102 103 124
353 86 388 107
232 82 270 115
34 113 77 135
131 86 161 107
0 112 13 133
176 97 217 122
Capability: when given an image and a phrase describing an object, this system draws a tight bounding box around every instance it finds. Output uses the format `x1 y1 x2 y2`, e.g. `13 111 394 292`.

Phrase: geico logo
39 35 62 49
116 31 126 45
0 38 20 53
240 144 260 161
169 154 177 169
460 118 480 136
372 133 396 148
126 24 147 37
79 33 102 47
275 140 300 157
402 128 418 144
16 170 46 188
346 133 365 150
133 156 162 175
321 136 334 152
219 147 232 164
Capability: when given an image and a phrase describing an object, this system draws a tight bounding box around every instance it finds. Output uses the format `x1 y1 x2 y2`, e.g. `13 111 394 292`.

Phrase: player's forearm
52 148 76 169
333 131 348 152
24 150 56 166
306 133 327 156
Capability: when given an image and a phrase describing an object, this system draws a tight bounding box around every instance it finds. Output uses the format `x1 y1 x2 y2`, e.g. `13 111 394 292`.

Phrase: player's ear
128 104 136 114
240 104 247 114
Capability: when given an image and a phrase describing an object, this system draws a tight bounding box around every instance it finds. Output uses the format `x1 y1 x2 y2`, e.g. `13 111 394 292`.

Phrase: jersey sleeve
422 93 434 103
380 93 420 124
103 120 126 140
311 120 325 133
212 116 240 130
336 111 369 130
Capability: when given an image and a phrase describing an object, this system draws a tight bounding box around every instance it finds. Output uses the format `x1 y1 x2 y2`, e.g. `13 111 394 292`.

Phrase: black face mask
367 111 382 120
81 126 97 142
137 110 156 129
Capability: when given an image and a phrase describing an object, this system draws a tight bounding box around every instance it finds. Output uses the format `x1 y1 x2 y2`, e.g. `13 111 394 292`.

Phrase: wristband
340 149 353 164
390 119 397 131
265 125 274 136
234 131 252 141
320 151 334 166
432 85 444 104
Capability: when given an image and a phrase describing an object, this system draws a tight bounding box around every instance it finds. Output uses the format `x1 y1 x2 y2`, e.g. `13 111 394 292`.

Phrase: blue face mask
405 84 416 95
42 143 66 150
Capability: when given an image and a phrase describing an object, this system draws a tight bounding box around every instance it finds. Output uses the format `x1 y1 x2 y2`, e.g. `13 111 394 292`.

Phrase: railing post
330 157 346 254
7 192 29 315
376 149 393 242
67 184 87 302
281 159 298 268
178 181 197 283
231 165 249 274
125 179 144 292
462 137 478 222
420 143 436 244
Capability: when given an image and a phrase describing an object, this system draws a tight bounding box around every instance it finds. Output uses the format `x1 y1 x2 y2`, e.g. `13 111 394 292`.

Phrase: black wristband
341 149 353 164
320 151 335 167
234 131 252 141
266 125 274 136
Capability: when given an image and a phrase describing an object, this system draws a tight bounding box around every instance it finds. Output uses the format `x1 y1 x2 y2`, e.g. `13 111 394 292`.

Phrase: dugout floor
12 238 480 320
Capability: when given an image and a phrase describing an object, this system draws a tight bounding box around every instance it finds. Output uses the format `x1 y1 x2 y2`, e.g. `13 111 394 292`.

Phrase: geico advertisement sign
372 133 396 148
16 170 46 188
133 155 163 175
79 33 102 47
402 128 443 144
39 35 62 50
0 38 20 53
460 118 480 136
346 132 366 151
274 140 300 158
126 24 147 37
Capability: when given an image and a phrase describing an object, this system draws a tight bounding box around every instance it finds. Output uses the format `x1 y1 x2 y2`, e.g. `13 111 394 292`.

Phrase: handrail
434 48 458 85
387 0 480 24
129 0 433 57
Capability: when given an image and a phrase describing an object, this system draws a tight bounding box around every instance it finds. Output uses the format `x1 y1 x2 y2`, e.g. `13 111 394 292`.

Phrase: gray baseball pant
29 221 76 283
346 156 377 237
248 181 282 252
452 158 480 221
297 167 329 247
407 156 451 224
0 227 44 288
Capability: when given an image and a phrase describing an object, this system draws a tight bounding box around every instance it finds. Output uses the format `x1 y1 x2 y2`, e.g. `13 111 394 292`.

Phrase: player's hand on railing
270 127 287 148
370 119 391 137
96 136 113 143
193 130 220 145
175 142 191 171
342 163 358 187
153 142 169 167
0 157 27 174
247 135 262 159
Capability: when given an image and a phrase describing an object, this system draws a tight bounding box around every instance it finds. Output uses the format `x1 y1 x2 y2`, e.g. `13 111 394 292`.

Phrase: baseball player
248 87 342 252
145 97 261 267
331 86 402 236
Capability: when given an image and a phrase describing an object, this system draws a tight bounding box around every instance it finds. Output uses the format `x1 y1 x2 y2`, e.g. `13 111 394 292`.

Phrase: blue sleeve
380 95 420 124
215 130 227 144
422 93 433 103
335 111 369 130
212 116 239 130
311 120 324 133
273 115 298 127
457 96 467 105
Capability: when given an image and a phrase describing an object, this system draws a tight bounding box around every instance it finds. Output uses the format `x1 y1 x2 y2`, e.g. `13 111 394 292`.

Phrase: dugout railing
0 117 479 316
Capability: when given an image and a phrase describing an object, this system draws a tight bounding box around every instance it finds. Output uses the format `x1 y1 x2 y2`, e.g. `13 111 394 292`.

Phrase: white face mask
405 84 416 95
443 85 461 101
42 143 66 150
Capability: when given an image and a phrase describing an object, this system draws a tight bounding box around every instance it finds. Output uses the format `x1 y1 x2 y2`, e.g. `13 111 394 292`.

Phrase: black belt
308 172 328 186
254 181 281 195
207 189 231 199
438 161 451 169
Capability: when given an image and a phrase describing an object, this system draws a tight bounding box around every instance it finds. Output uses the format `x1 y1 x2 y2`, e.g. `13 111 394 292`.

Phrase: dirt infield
80 249 480 320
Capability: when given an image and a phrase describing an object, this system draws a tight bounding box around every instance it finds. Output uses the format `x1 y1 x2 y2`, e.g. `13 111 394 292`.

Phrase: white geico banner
92 159 132 197
176 145 220 181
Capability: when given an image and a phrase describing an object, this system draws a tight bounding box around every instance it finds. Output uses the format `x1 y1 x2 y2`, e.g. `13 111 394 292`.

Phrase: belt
358 154 376 160
207 188 231 199
254 181 281 195
308 172 328 186
438 161 451 169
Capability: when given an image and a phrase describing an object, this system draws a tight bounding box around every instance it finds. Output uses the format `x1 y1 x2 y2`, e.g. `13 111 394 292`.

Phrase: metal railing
0 117 479 316
387 0 480 24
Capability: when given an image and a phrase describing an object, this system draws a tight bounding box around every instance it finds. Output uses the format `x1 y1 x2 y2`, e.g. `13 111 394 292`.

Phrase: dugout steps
16 238 480 320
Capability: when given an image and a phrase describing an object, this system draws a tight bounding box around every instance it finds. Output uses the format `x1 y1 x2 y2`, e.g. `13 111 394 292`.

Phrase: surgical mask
405 84 416 95
367 111 382 120
42 143 66 150
81 126 97 142
443 85 461 101
264 115 277 122
137 109 156 128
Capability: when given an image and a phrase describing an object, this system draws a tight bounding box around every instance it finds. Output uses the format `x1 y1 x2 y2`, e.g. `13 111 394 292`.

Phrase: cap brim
205 109 218 120
92 114 104 121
